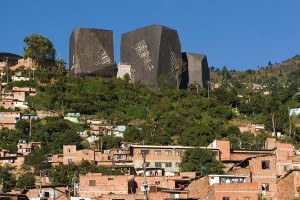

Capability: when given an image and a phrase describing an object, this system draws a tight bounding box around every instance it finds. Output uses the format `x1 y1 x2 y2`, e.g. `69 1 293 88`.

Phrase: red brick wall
79 173 134 198
265 138 277 149
211 183 259 200
249 155 277 199
277 171 300 199
216 140 230 161
186 176 210 199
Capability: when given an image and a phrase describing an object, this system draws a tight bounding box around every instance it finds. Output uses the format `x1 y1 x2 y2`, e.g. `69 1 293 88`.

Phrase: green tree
49 161 123 185
180 148 224 175
24 148 49 172
0 165 17 192
31 118 83 154
221 66 230 81
24 34 56 69
16 173 35 188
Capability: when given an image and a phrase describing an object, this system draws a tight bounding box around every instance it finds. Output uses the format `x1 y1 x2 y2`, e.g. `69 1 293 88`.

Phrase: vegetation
1 33 300 190
23 34 56 69
180 148 224 175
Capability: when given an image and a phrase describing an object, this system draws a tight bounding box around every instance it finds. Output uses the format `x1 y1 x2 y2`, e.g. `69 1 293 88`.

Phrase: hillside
210 54 300 84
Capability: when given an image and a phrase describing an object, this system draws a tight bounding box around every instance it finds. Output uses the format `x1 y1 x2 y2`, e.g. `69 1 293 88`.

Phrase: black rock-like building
121 25 181 89
180 52 210 89
69 28 114 78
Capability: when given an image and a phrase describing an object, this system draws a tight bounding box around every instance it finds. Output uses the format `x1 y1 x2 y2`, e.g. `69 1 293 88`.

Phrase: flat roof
208 174 248 178
130 145 219 151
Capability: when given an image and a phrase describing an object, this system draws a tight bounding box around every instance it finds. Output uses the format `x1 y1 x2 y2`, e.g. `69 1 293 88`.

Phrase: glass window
155 162 162 168
262 183 269 191
262 160 270 169
165 150 172 156
175 150 183 156
154 150 162 155
165 162 172 167
89 180 96 186
141 150 150 155
223 197 230 200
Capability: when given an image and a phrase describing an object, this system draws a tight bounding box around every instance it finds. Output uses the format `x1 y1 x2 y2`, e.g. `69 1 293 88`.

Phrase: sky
1 0 299 71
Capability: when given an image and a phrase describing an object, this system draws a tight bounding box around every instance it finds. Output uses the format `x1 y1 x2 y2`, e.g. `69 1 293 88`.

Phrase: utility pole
142 152 149 200
29 117 33 137
288 107 292 137
72 172 78 197
5 57 9 84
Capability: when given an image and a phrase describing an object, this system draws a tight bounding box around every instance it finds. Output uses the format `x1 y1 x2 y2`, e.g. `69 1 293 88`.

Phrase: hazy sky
1 0 299 71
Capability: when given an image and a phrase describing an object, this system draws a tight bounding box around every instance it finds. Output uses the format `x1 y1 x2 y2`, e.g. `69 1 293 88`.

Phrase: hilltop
210 54 300 84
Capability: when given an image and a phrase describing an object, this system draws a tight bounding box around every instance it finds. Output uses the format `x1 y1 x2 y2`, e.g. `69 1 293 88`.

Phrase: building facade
121 25 182 89
180 53 210 90
69 28 114 78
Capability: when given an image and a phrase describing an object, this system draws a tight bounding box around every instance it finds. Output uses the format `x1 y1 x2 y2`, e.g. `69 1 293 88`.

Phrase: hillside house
0 111 21 129
17 140 41 155
129 145 220 176
78 173 196 200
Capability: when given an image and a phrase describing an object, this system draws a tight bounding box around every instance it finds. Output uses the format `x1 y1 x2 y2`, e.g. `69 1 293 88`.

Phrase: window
175 150 183 156
262 160 270 169
141 150 149 155
165 162 172 167
223 197 230 200
262 183 269 192
155 162 162 168
89 180 96 186
165 150 172 156
154 150 162 155
108 178 114 181
176 162 180 167
67 158 73 163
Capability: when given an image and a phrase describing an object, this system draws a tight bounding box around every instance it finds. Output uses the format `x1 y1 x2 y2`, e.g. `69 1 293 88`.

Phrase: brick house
0 148 25 175
228 155 277 198
187 175 259 200
49 145 133 169
129 145 220 176
17 140 41 155
207 140 274 170
10 57 36 70
11 87 37 95
78 173 136 199
277 170 300 199
20 184 67 200
186 138 300 199
0 88 34 111
0 111 21 129
36 110 59 119
78 173 196 200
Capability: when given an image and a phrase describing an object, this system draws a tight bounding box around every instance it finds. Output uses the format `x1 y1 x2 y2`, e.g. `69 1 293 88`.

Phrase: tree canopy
180 148 224 175
24 34 56 69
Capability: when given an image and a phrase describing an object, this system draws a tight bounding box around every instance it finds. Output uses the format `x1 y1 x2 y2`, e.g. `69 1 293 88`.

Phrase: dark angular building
180 52 210 89
121 25 181 89
69 28 114 78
